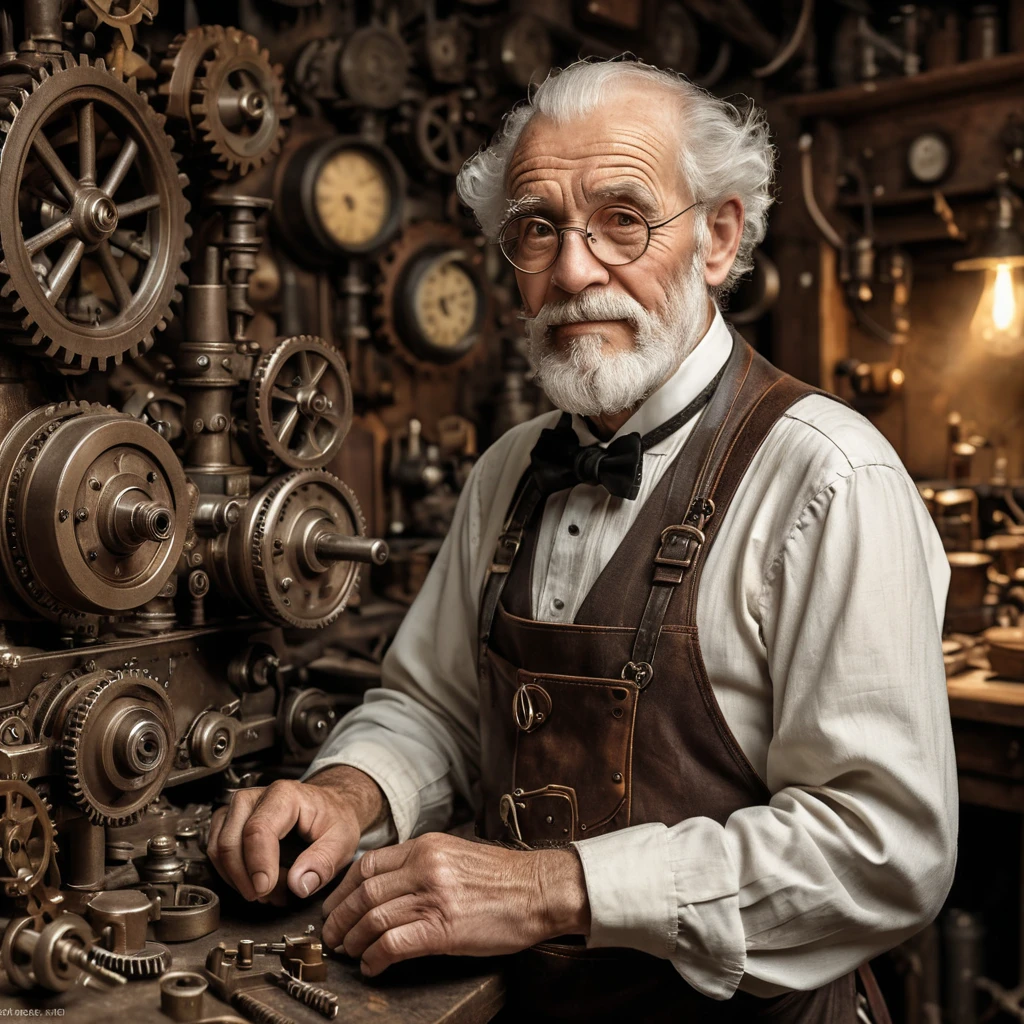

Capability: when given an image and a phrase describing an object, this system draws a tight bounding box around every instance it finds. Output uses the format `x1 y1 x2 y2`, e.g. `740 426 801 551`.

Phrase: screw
196 354 210 369
88 551 98 561
88 478 101 491
58 509 69 522
75 508 89 523
280 577 292 592
147 471 158 483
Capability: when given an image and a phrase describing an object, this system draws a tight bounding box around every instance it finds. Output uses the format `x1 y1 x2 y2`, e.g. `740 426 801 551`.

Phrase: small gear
373 221 489 376
0 53 190 369
159 25 293 179
88 940 170 979
247 335 353 469
61 668 175 827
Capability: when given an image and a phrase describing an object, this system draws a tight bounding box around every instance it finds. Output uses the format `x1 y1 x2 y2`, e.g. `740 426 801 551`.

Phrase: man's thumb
287 822 357 897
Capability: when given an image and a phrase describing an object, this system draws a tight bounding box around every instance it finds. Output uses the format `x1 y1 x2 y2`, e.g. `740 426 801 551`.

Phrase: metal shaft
114 494 174 545
63 941 127 987
314 533 388 566
272 969 339 1019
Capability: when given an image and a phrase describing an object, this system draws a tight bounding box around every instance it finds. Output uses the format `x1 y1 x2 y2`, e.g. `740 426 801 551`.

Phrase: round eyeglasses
498 201 699 274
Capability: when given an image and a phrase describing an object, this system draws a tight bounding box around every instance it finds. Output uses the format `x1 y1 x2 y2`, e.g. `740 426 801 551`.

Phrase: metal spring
231 991 298 1024
275 971 339 1019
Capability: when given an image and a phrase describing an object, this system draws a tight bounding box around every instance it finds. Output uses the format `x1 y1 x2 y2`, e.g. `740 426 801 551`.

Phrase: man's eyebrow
504 194 545 219
587 181 660 216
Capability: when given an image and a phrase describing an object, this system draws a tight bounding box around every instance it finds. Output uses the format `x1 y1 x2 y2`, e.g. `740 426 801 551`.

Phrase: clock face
412 258 479 351
907 132 952 184
312 149 391 248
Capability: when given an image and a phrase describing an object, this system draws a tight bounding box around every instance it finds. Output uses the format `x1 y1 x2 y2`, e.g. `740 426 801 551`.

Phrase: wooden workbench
0 901 504 1023
948 665 1024 812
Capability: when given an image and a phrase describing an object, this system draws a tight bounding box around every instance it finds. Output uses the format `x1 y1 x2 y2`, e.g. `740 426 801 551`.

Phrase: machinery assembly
0 0 508 1008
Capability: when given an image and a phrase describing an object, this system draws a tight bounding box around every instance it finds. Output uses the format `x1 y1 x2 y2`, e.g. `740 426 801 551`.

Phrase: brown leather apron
477 334 863 1022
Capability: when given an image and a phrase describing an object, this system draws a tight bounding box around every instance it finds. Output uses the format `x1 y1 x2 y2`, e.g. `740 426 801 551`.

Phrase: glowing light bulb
994 263 1017 331
969 262 1024 356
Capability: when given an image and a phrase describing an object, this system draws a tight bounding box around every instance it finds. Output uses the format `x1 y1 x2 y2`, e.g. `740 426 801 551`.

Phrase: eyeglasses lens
499 205 650 272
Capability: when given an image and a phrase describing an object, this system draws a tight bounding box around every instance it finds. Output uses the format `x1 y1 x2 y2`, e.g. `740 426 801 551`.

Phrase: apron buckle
621 661 654 688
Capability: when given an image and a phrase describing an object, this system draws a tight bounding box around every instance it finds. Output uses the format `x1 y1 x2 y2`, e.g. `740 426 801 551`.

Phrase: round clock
405 255 481 356
375 222 490 371
275 137 404 261
907 131 953 185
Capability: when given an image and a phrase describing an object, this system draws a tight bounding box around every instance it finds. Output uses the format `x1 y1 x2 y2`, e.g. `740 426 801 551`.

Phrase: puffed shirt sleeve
572 462 958 998
301 429 526 846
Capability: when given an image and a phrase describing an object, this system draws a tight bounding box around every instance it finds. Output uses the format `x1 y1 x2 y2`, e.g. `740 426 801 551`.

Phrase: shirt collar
574 306 734 454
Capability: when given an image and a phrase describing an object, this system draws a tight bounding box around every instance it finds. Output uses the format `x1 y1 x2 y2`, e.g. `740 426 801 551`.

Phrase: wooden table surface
948 664 1024 724
0 901 505 1024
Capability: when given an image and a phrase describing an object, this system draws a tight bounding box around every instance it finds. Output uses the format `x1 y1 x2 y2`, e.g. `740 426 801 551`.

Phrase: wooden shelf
783 52 1024 119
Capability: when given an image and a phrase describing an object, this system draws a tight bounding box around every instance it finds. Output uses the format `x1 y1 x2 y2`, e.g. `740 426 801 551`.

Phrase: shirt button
567 524 580 536
551 598 565 611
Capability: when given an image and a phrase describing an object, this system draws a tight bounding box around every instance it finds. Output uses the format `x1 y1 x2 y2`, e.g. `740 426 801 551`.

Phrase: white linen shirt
305 309 958 999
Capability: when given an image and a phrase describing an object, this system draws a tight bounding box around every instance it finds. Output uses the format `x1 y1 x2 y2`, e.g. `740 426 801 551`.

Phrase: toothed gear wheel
0 53 190 370
248 335 353 469
0 400 190 623
373 221 489 376
214 470 367 629
0 778 58 903
61 668 175 827
158 25 293 179
88 941 170 979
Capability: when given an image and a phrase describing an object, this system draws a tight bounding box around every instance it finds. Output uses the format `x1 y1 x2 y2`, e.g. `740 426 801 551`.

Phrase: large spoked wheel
0 54 189 369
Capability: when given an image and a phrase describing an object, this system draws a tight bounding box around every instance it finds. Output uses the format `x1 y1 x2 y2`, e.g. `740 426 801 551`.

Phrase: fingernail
253 871 270 895
299 871 321 897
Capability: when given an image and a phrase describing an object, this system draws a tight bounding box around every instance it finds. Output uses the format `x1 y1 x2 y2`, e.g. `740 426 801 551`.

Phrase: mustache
521 290 649 333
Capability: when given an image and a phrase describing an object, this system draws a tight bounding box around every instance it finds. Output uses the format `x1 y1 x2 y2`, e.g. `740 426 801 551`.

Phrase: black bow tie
529 361 728 501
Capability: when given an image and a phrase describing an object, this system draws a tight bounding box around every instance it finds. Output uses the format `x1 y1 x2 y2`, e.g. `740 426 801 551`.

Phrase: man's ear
702 198 744 290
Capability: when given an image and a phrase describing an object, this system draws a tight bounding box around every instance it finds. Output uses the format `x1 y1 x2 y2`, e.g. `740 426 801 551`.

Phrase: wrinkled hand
321 832 590 976
207 765 385 902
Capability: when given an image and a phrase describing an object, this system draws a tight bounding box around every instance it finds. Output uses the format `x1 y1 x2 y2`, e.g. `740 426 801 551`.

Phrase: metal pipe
799 135 844 250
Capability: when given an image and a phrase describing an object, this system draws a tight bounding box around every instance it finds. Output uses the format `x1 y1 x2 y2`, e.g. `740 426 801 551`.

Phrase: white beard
523 254 710 417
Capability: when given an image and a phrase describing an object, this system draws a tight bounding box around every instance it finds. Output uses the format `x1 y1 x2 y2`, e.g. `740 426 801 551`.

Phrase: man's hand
206 765 386 902
320 832 590 976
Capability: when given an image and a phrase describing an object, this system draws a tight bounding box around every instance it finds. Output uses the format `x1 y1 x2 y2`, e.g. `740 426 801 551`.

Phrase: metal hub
72 189 119 245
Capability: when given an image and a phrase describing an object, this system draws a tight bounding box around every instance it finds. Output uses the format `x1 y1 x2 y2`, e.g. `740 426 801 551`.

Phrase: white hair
455 58 776 297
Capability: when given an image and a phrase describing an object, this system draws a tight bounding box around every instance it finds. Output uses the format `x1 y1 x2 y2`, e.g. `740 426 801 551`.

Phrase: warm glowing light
969 262 1024 356
994 263 1017 331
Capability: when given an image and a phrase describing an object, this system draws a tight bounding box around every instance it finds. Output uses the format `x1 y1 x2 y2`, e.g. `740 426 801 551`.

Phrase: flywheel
0 53 190 369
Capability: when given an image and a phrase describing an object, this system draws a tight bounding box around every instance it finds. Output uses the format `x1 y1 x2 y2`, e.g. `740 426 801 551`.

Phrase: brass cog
0 777 60 920
372 221 489 377
0 53 190 370
248 335 354 470
160 25 293 179
61 668 175 827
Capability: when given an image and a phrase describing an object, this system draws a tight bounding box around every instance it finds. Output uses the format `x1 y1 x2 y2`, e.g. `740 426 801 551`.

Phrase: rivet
579 823 587 831
545 815 553 824
612 772 622 783
612 707 623 719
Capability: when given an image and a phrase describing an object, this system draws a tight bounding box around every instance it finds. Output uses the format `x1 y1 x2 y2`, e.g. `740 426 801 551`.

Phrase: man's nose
549 229 610 295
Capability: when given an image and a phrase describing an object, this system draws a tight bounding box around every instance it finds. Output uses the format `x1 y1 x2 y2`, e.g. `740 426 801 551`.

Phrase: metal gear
210 470 368 629
82 0 159 50
60 667 175 826
159 25 293 179
373 221 489 375
0 400 190 623
0 52 190 369
0 777 60 915
247 335 353 469
413 92 484 175
88 940 170 979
